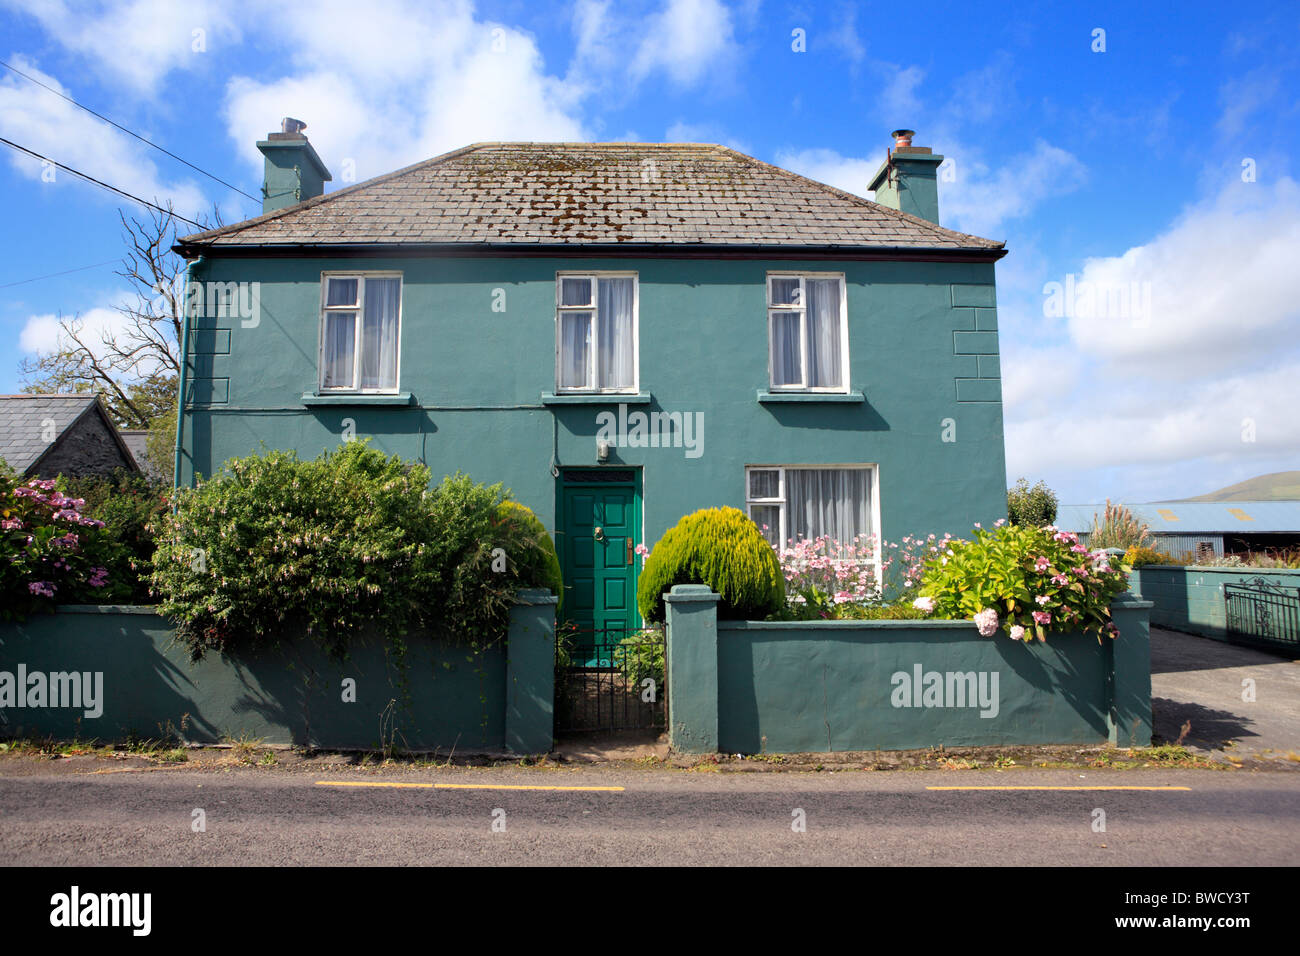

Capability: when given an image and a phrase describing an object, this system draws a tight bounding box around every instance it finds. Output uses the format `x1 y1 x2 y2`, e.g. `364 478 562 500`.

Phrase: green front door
559 470 641 665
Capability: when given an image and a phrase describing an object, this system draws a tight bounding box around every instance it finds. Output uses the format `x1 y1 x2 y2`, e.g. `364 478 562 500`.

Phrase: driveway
1150 627 1300 766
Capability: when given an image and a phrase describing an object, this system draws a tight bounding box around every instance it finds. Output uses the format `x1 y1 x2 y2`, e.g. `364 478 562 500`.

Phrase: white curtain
360 278 400 389
322 312 355 388
805 279 841 388
597 277 634 389
560 312 591 387
787 469 871 546
771 311 801 386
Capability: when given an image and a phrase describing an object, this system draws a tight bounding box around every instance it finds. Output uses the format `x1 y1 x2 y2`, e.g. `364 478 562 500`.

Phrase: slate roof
0 395 97 473
118 429 154 476
1057 502 1300 535
177 142 1004 253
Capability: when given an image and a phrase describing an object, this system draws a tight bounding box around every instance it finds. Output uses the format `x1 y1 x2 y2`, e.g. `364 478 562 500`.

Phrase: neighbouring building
0 394 140 479
172 123 1010 632
1057 501 1300 560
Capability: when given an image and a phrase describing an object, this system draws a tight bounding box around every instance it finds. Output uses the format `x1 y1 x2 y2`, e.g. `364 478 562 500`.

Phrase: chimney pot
282 117 307 135
892 129 915 149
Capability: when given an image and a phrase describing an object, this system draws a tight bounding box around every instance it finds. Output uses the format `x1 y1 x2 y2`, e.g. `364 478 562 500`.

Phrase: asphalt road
2 765 1297 866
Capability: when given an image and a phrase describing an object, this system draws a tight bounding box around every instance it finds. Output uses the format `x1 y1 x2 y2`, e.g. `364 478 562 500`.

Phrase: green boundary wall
0 589 556 754
1129 566 1300 644
664 585 1152 753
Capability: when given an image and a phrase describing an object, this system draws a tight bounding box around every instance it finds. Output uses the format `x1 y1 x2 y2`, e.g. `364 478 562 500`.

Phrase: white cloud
19 305 130 357
0 57 210 218
773 147 876 198
1003 176 1300 502
1063 177 1300 371
630 0 738 88
0 0 240 94
221 0 589 186
939 139 1087 237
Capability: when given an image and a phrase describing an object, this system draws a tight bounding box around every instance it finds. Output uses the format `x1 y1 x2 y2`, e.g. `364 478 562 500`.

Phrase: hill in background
1179 471 1300 501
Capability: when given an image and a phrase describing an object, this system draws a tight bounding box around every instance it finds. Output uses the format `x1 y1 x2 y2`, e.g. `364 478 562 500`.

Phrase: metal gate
555 624 667 733
1225 577 1300 657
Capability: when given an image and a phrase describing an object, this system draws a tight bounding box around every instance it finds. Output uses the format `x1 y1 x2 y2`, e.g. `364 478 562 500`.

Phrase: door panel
559 474 640 664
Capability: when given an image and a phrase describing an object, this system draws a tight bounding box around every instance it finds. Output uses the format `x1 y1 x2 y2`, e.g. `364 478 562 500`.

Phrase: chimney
256 118 332 214
867 129 944 225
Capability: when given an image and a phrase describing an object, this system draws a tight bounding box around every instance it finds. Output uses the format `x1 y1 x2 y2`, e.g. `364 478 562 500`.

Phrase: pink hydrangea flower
912 596 936 613
1032 610 1052 625
1009 625 1027 641
973 607 999 637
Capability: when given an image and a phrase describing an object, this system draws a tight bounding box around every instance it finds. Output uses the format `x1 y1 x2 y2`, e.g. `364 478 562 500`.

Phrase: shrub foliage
913 523 1130 642
637 506 784 622
0 462 117 616
1007 477 1058 527
149 442 557 660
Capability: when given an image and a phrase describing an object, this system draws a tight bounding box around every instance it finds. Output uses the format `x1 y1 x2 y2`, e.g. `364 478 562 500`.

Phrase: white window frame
555 272 640 393
766 272 850 393
318 272 403 393
745 463 882 584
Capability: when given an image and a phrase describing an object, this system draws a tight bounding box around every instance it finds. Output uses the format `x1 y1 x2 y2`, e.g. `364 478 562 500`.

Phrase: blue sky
1 0 1297 503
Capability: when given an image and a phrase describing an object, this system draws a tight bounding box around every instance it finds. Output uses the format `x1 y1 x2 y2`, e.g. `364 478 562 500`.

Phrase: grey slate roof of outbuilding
177 142 1005 252
0 394 103 473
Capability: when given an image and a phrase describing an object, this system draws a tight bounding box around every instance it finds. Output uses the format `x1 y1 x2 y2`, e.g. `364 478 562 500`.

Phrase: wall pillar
505 589 558 754
1107 591 1154 747
664 584 721 753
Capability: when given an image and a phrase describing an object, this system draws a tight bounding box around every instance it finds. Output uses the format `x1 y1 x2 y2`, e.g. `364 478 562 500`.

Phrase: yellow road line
315 780 624 792
316 781 433 789
434 783 624 792
926 785 1191 791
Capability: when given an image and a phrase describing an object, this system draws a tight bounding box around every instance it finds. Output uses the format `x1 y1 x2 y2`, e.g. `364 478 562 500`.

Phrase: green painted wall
180 255 1008 605
0 593 556 753
1130 566 1300 647
665 585 1152 753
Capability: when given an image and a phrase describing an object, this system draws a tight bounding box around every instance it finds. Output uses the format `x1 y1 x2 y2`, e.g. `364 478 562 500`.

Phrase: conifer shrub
637 506 784 622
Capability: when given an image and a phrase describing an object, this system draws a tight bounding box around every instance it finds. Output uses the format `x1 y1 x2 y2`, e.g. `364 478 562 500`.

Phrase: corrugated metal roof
176 142 1006 252
1056 502 1300 534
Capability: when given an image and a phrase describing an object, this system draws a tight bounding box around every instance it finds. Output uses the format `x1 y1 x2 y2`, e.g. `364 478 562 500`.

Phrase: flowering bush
912 521 1130 642
0 463 115 617
62 469 171 603
771 532 942 620
149 442 559 660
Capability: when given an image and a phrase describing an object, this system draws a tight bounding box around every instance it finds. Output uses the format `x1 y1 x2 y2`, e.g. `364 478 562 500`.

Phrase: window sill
541 391 652 405
757 389 864 404
302 391 414 406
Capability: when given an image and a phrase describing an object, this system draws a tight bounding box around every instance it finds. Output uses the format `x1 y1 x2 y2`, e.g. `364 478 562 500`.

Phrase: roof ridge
709 145 1003 248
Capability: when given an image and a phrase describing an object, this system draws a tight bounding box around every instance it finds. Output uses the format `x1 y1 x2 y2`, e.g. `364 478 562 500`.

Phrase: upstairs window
320 274 401 392
767 273 848 391
556 273 638 392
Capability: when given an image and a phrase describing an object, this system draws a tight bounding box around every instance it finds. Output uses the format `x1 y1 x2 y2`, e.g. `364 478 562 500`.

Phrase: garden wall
0 590 556 754
664 585 1152 754
1129 566 1300 643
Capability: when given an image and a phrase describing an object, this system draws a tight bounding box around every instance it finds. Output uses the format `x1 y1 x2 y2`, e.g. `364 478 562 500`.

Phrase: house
1058 501 1300 560
0 394 140 479
172 123 1009 633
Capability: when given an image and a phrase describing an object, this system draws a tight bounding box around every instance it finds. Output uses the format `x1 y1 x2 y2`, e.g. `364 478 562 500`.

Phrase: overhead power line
0 258 122 290
0 136 204 228
0 58 259 202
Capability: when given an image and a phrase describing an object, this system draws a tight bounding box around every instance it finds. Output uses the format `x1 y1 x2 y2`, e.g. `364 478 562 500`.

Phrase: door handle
626 537 633 565
593 526 604 542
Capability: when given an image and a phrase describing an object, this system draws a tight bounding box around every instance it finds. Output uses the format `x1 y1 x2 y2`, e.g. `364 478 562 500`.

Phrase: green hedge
150 442 558 660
